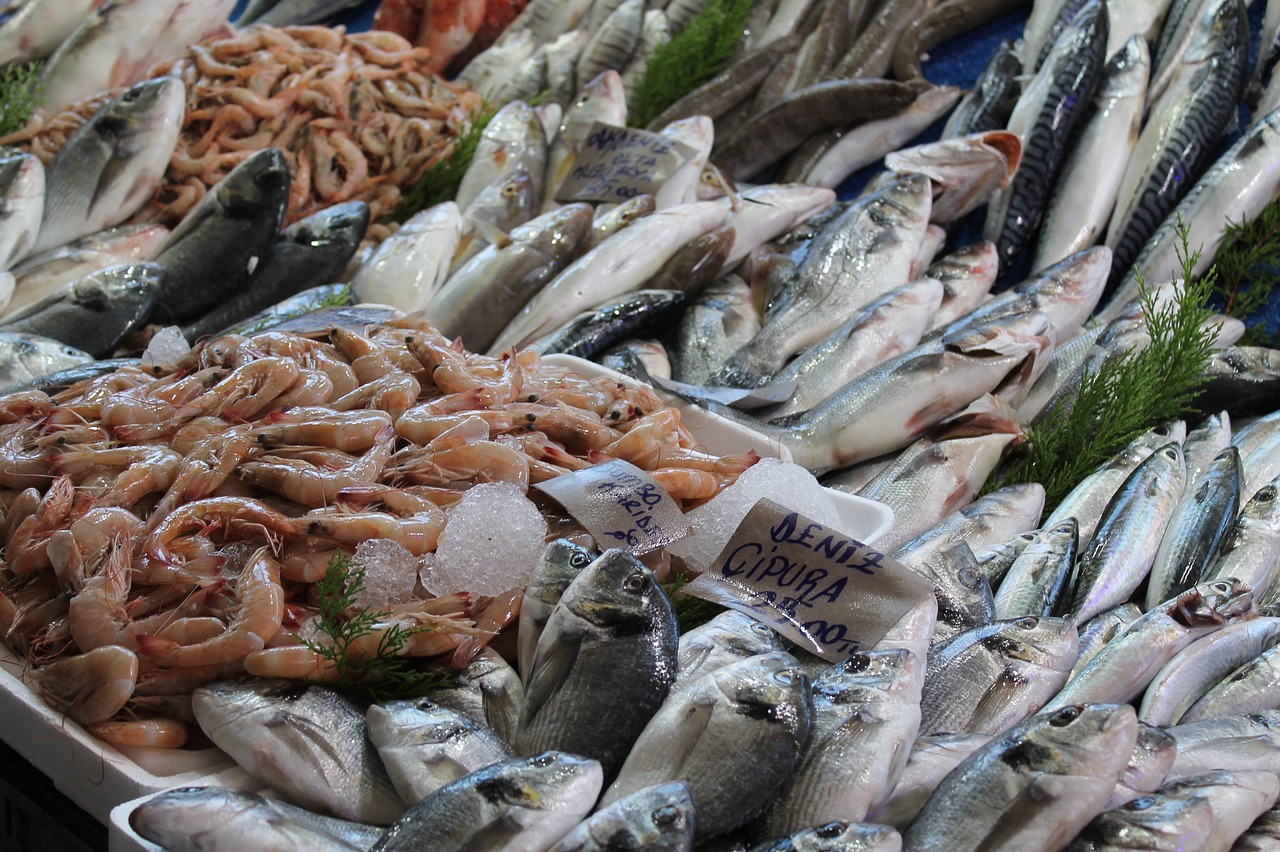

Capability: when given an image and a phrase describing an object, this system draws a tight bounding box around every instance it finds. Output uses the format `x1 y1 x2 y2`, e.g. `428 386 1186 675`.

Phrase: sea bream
0 0 109 66
0 151 43 272
32 76 185 256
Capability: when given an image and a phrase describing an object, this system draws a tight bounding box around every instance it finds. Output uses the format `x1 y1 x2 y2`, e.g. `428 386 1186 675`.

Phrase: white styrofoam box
0 646 238 824
108 774 261 852
540 354 896 545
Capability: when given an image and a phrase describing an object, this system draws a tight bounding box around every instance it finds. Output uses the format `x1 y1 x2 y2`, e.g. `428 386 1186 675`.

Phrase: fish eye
958 567 981 588
815 823 846 839
1211 581 1233 594
845 654 871 672
1049 706 1081 726
1155 425 1170 436
752 622 772 636
1127 797 1155 811
1163 447 1179 460
623 571 646 592
1016 617 1039 629
502 184 519 197
530 753 556 767
1262 488 1277 502
569 552 591 568
774 670 797 686
652 805 680 826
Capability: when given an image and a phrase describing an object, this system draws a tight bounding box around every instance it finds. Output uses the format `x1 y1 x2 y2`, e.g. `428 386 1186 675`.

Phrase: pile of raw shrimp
1 25 481 233
0 316 757 750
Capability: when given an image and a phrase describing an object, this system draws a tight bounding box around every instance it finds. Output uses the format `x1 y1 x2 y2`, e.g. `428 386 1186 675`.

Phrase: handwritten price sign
555 123 699 204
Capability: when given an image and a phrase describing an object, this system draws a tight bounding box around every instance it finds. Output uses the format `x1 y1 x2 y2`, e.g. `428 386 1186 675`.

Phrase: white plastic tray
108 775 261 852
0 646 239 825
541 354 896 545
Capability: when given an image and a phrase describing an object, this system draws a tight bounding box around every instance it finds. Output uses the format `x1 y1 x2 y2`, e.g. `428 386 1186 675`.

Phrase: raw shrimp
86 717 189 749
395 440 531 490
451 588 521 667
67 536 178 652
0 390 51 423
0 422 50 489
51 446 182 508
174 357 301 423
48 507 143 592
243 645 340 682
238 423 396 507
330 372 420 419
8 477 79 575
252 408 393 452
136 548 284 667
649 468 724 501
31 644 138 726
291 507 445 555
146 497 293 565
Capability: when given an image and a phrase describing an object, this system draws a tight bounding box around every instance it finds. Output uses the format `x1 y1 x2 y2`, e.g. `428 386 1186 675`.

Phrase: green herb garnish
0 60 42 137
236 285 353 336
664 571 723 631
1209 198 1280 346
391 101 498 222
628 0 754 129
995 221 1218 511
302 553 457 703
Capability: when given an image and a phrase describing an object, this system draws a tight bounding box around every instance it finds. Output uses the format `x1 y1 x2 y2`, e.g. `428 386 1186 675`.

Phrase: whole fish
902 541 995 647
586 194 654 248
575 0 643 91
0 263 161 358
972 530 1039 586
1204 475 1280 602
641 224 731 293
33 76 185 256
219 283 351 338
1138 617 1280 725
1018 0 1086 71
532 290 687 360
428 203 593 353
6 223 168 320
1044 420 1186 550
182 201 369 343
892 0 1027 82
599 340 669 379
902 704 1140 851
0 151 43 271
1048 580 1256 711
371 752 603 852
942 39 1022 139
497 0 594 53
643 37 796 130
1144 446 1240 609
252 0 366 25
1109 723 1179 808
602 653 813 843
515 549 678 780
192 678 402 825
866 732 993 828
1165 711 1280 781
750 821 902 852
670 276 760 385
894 483 1046 570
1070 604 1144 681
0 0 108 66
543 30 591 108
1146 770 1280 852
454 101 548 213
719 183 835 268
1101 58 1279 321
549 782 695 852
827 0 929 79
0 331 93 392
427 647 523 747
131 786 382 852
518 539 596 684
1034 36 1149 270
456 29 538 95
767 278 943 420
451 169 537 270
983 0 1108 274
151 147 290 322
1104 0 1248 292
920 616 1079 736
669 609 784 697
366 698 513 805
1180 641 1280 722
38 0 184 113
712 176 931 388
488 200 729 353
1064 790 1215 851
992 519 1078 620
752 650 918 837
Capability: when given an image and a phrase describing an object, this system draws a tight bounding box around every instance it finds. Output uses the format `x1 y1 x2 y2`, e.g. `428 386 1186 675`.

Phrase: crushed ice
140 326 190 372
352 539 418 609
425 483 548 596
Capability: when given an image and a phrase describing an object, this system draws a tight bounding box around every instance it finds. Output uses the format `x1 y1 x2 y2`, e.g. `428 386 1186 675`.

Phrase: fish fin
520 625 584 725
481 680 522 743
470 217 513 249
659 695 718 778
456 812 527 851
967 667 1028 732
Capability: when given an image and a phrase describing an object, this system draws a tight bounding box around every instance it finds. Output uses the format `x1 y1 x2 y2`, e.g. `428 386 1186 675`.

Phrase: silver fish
1235 803 1280 849
902 704 1140 852
516 549 678 780
576 0 644 90
549 782 695 852
1048 579 1255 711
0 331 93 392
1144 445 1240 609
1165 711 1280 781
1182 411 1232 486
455 101 548 214
452 169 538 270
1062 442 1186 624
972 530 1039 586
1204 475 1280 604
992 519 1078 620
366 699 513 805
670 276 760 385
1149 770 1280 852
876 133 1022 227
1180 641 1280 722
1103 0 1172 62
602 653 812 843
499 0 595 51
866 732 993 828
518 539 596 684
750 820 903 852
0 151 43 272
903 541 994 647
130 786 380 852
1064 789 1215 851
920 616 1078 736
1070 604 1143 681
619 9 671 102
428 647 524 747
371 752 603 852
894 483 1046 571
1138 617 1280 726
352 203 463 314
34 75 185 255
191 678 402 824
0 0 108 65
670 609 784 697
456 29 538 96
712 175 932 388
543 70 628 209
1108 723 1178 808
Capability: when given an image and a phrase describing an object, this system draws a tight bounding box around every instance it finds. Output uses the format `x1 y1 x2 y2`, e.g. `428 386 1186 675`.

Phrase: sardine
1070 604 1143 681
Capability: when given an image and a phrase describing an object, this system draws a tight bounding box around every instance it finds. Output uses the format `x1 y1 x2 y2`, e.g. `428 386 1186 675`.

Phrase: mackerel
1203 475 1280 603
942 39 1021 139
993 519 1078 620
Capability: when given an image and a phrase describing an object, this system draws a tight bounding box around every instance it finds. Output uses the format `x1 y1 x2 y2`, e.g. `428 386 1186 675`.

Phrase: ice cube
140 326 190 371
352 539 418 610
425 483 548 596
668 458 846 572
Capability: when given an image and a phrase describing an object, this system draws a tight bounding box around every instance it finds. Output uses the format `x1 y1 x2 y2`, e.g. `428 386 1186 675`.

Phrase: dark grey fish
531 290 687 360
643 225 733 296
235 0 284 24
942 40 1022 139
1195 347 1280 418
152 148 290 322
518 539 597 684
181 201 369 343
515 549 678 781
646 36 798 130
982 0 1108 274
0 263 162 358
908 542 995 647
549 781 695 852
670 275 759 385
749 821 902 852
371 752 603 852
252 0 366 25
218 284 352 337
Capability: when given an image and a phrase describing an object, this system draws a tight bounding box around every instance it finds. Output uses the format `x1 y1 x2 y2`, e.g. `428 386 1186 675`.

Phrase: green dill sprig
236 285 353 336
995 222 1218 511
302 553 456 703
0 60 42 137
628 0 754 129
664 571 723 631
390 101 498 223
1210 198 1280 346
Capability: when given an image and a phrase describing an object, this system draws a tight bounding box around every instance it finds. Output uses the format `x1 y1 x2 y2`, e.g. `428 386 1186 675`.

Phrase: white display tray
0 646 239 825
541 354 896 546
108 777 261 852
